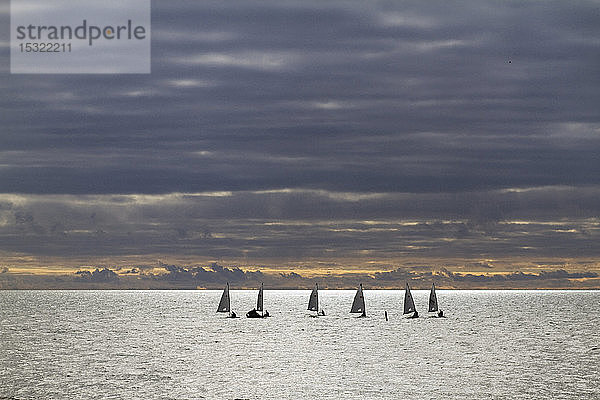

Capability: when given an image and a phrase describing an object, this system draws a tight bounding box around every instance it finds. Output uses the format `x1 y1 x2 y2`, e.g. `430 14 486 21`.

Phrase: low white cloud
175 52 296 70
154 29 237 43
165 79 216 88
379 12 436 29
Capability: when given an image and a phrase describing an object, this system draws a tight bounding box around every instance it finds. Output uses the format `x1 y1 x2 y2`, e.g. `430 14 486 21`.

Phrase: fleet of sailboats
216 281 445 319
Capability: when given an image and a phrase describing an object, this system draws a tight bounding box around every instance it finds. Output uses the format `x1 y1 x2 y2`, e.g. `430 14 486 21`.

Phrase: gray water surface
1 290 598 399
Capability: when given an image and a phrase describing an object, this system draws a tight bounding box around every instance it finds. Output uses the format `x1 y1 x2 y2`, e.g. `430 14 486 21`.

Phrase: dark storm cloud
1 1 600 272
2 0 599 194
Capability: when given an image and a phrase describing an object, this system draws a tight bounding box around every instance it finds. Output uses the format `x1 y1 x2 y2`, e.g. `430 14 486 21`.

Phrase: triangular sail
308 284 319 311
217 283 230 313
403 282 416 314
256 283 264 311
350 284 365 314
428 283 438 312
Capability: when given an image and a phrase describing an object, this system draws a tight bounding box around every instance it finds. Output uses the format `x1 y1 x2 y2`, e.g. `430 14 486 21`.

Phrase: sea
1 290 598 399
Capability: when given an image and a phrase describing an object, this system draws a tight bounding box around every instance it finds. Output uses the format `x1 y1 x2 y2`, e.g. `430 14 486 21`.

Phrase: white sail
403 282 416 314
217 283 230 313
428 282 438 312
256 283 264 311
350 284 365 314
308 284 319 311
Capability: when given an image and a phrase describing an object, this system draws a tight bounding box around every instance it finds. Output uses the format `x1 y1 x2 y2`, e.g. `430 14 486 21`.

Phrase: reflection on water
1 290 599 399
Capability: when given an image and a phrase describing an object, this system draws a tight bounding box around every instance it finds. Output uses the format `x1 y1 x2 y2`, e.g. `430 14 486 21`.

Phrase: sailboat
308 283 325 316
429 282 445 317
350 283 367 317
216 282 237 318
403 282 419 318
246 282 269 318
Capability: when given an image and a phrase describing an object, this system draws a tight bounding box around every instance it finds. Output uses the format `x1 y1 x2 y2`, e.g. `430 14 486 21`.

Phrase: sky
1 0 599 288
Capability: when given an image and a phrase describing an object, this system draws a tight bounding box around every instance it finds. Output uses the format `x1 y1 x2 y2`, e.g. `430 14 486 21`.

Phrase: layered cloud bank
0 189 599 268
1 263 598 290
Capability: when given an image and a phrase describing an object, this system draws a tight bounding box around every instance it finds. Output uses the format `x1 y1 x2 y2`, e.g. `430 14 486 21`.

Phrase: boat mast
260 282 264 317
361 283 366 317
227 282 231 317
316 283 319 315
